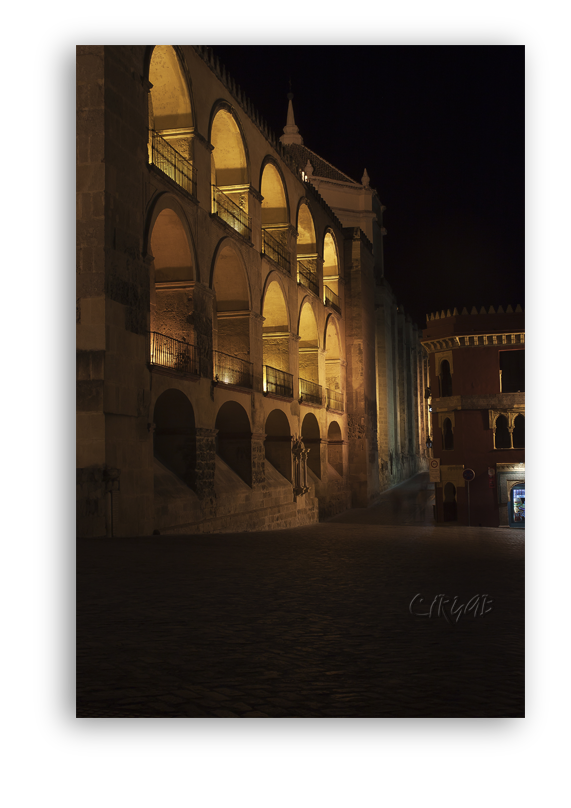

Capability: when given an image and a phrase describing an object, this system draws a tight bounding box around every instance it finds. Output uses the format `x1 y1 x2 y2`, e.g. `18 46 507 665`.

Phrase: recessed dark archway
443 482 457 522
495 414 511 449
153 389 196 490
443 417 454 450
264 409 292 482
215 400 252 486
327 421 343 476
440 360 453 397
513 414 525 448
302 412 321 478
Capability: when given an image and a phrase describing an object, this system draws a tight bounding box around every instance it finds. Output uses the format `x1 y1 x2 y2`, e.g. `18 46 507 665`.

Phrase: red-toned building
421 306 525 528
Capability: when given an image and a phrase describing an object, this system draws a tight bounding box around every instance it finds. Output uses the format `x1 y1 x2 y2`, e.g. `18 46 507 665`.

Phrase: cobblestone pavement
77 474 524 717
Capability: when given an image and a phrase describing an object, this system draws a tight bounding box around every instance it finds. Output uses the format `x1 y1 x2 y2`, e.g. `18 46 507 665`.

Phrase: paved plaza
76 474 524 717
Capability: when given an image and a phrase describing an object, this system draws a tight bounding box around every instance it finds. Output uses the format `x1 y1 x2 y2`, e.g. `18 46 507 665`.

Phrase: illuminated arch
211 240 251 310
145 193 198 278
262 277 291 390
148 46 193 131
210 104 249 187
323 231 339 275
298 298 319 347
147 198 197 342
296 201 317 256
260 160 289 226
262 277 289 331
211 241 251 373
324 315 342 404
298 298 320 397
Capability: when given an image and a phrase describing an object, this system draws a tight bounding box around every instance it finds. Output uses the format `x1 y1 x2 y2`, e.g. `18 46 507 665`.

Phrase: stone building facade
76 45 429 537
422 306 525 527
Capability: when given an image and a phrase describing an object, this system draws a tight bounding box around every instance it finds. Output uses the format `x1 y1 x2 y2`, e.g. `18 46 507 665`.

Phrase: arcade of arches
76 45 431 538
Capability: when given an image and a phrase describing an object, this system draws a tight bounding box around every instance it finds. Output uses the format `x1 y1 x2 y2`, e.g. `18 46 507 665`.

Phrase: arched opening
323 232 340 312
215 400 252 486
443 482 457 522
211 108 250 237
513 414 525 448
495 414 511 449
298 301 321 405
149 207 197 372
324 317 342 411
148 47 195 194
261 162 290 272
261 162 288 226
302 412 321 479
440 359 453 397
327 421 343 477
443 417 454 450
296 203 318 296
153 389 196 489
264 410 292 482
212 244 252 388
262 280 292 397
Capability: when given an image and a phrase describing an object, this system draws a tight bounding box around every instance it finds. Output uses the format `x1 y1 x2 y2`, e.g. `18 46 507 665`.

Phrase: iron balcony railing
326 388 344 412
299 377 323 406
263 365 294 398
149 331 199 375
297 261 319 296
150 131 197 197
324 285 341 314
212 186 252 241
262 229 291 274
214 350 253 389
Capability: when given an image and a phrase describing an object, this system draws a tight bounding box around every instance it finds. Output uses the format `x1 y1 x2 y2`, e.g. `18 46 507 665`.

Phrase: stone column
251 432 267 489
195 427 217 518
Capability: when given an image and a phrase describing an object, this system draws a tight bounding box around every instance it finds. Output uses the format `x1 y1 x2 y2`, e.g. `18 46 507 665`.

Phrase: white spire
361 168 370 188
279 92 303 145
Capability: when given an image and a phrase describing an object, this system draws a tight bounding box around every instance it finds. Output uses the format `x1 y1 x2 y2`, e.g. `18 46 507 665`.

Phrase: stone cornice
432 392 525 412
422 333 525 352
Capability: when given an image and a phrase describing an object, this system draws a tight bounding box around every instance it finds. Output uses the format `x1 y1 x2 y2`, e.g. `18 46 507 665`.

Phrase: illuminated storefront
510 484 525 528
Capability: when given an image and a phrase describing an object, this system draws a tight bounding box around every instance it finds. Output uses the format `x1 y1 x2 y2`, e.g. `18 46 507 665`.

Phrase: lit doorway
509 483 525 528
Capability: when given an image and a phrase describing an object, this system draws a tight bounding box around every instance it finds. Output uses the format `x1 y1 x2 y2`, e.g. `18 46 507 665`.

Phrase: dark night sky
213 46 524 328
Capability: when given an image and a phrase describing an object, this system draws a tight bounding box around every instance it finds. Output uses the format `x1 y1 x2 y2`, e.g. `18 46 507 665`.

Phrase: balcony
214 351 253 389
262 229 291 274
212 186 252 241
324 285 341 314
263 365 294 398
297 261 319 296
299 377 323 406
149 331 199 375
326 388 344 412
149 131 197 197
